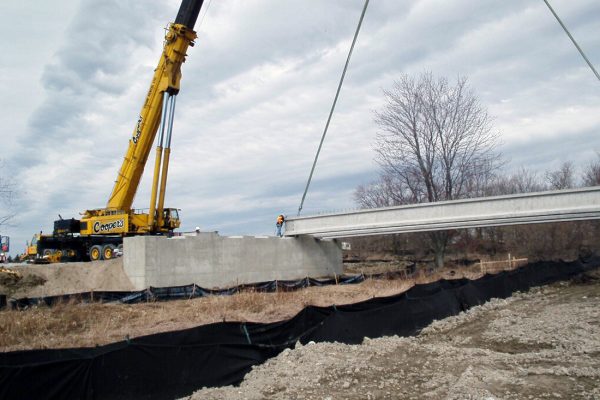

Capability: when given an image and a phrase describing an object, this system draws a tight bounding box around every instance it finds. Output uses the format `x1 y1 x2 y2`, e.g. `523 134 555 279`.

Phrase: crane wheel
42 249 54 257
102 244 116 260
89 245 102 261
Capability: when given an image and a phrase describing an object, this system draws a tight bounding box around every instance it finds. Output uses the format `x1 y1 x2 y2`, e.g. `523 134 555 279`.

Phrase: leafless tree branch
0 161 16 229
545 161 576 190
356 72 504 268
582 152 600 186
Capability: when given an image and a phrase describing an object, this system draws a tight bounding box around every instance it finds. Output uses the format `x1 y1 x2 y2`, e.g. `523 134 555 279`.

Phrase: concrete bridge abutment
123 233 342 290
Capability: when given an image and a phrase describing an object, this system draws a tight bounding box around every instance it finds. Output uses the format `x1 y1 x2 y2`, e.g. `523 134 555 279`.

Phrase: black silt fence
5 274 366 309
0 258 598 400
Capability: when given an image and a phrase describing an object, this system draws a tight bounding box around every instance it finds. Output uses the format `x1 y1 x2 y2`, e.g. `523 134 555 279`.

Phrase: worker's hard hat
195 226 200 231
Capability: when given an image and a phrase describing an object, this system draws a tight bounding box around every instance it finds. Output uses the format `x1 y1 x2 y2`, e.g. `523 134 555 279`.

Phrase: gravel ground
189 271 600 400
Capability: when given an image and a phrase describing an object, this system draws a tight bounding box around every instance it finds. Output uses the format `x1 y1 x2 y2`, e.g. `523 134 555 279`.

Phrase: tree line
353 73 600 267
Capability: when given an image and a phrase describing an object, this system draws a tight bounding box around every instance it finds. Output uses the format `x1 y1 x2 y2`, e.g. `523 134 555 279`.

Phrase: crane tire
89 245 102 261
102 244 116 260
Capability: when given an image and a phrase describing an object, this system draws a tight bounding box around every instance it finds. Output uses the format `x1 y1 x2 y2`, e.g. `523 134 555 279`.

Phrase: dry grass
0 263 492 352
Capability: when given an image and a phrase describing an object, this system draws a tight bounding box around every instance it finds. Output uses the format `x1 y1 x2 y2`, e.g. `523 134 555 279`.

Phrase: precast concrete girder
284 187 600 239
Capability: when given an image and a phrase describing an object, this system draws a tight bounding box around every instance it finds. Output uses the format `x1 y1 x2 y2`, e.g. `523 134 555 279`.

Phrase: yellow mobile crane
37 0 205 262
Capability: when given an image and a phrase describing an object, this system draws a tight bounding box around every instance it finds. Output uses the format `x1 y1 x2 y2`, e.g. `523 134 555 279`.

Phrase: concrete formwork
123 233 342 290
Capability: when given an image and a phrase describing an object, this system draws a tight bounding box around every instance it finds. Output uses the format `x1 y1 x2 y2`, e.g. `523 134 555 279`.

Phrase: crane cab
161 208 181 232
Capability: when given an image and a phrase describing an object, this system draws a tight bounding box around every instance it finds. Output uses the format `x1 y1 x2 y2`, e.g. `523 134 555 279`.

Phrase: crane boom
175 0 204 28
108 0 204 213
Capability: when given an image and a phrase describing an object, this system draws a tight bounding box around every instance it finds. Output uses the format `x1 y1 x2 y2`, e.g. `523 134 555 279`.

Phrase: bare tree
357 73 503 268
0 162 15 228
582 152 600 186
354 172 421 208
545 161 576 190
486 166 545 196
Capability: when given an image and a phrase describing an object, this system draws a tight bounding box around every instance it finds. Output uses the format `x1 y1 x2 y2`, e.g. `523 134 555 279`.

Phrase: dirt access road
190 271 600 400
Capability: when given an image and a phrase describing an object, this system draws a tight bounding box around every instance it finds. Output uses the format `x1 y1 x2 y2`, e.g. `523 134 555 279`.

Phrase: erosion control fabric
0 258 597 400
4 274 366 309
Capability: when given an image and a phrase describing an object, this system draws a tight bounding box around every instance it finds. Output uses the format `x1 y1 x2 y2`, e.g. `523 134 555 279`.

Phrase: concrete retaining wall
123 233 342 290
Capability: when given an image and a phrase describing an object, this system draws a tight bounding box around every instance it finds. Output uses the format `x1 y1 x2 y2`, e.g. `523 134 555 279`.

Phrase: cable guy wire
297 0 370 216
542 0 600 82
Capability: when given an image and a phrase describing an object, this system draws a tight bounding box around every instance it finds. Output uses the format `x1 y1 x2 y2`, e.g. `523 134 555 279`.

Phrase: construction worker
195 226 200 236
276 214 285 237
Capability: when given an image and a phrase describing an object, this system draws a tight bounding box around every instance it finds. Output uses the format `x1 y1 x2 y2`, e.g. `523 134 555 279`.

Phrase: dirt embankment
0 259 134 298
0 261 489 351
0 256 497 301
190 271 600 400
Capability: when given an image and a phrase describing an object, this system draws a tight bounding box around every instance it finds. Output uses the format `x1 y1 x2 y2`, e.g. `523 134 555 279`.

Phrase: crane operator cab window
163 208 180 229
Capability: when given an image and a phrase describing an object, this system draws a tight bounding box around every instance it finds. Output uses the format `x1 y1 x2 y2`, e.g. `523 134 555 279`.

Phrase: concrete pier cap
123 233 343 290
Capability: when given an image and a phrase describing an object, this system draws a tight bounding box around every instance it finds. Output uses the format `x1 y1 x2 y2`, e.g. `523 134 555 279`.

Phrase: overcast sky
1 0 599 255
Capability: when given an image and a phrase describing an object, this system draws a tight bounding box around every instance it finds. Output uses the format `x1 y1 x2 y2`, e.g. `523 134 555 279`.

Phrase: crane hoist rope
542 0 600 83
297 0 370 216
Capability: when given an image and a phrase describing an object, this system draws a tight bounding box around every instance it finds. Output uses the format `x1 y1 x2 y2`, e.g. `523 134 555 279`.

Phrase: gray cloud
22 1 166 149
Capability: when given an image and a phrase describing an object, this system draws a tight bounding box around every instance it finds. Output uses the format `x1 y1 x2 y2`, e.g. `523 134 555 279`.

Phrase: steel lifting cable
197 0 213 30
297 0 370 216
542 0 600 82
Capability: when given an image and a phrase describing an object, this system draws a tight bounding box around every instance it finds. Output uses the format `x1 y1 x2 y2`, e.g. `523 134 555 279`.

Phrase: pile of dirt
0 259 134 298
0 268 47 293
0 269 22 287
189 271 600 399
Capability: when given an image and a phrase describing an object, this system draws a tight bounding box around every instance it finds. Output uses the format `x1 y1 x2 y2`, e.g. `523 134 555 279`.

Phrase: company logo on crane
132 116 143 144
93 220 125 234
